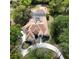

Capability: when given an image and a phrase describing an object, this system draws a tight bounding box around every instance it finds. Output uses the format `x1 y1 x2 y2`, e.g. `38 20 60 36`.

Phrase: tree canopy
10 24 22 45
50 15 69 59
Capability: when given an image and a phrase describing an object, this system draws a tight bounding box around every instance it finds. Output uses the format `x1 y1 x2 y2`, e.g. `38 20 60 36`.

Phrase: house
22 5 49 42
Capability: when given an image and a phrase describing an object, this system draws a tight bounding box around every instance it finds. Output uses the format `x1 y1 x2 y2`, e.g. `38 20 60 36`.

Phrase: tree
50 15 69 59
10 24 22 59
49 0 69 15
10 0 32 8
51 15 69 43
58 28 69 59
10 24 22 45
11 5 32 26
20 0 32 6
58 28 68 43
10 0 20 8
10 0 32 26
10 47 22 59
